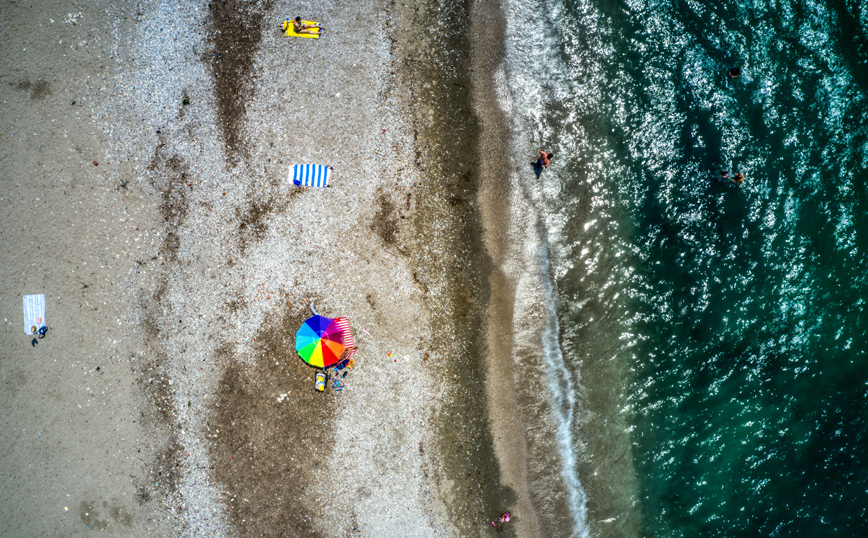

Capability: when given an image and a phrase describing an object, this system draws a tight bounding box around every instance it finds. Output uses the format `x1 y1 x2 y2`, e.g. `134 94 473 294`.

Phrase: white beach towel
23 294 46 335
289 164 332 188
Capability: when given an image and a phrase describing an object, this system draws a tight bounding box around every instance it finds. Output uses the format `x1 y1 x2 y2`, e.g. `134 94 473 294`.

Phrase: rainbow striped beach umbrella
295 315 349 369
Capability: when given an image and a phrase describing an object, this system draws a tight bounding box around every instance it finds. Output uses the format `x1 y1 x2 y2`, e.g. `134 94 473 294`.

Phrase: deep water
499 0 868 535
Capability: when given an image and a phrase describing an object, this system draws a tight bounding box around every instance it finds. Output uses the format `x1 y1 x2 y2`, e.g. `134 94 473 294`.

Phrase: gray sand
0 0 176 535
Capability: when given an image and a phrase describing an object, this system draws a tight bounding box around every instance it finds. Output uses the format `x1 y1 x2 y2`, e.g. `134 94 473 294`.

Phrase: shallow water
498 0 868 535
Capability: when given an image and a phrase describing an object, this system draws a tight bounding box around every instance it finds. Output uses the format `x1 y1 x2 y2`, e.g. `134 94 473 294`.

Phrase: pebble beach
7 1 862 537
1 0 534 536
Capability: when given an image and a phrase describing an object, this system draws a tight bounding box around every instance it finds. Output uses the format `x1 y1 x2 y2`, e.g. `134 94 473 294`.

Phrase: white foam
536 232 590 538
497 0 596 535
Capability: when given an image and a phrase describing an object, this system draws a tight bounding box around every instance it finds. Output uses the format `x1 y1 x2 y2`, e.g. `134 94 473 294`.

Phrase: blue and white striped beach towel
23 294 46 335
290 164 332 188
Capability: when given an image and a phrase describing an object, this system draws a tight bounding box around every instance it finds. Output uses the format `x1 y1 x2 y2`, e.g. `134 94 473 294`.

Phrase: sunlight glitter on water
499 0 868 536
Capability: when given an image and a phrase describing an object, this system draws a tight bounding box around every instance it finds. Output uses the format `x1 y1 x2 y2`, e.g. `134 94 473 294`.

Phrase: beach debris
93 161 98 166
277 393 289 403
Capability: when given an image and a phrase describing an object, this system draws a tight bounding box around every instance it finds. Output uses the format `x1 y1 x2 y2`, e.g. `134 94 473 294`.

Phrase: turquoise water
500 0 868 535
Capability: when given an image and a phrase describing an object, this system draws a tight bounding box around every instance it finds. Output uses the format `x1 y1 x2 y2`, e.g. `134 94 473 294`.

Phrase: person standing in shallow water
536 150 553 169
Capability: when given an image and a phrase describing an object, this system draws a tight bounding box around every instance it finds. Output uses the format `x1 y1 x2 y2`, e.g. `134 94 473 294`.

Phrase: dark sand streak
133 123 198 508
389 0 517 533
208 0 270 162
210 301 335 538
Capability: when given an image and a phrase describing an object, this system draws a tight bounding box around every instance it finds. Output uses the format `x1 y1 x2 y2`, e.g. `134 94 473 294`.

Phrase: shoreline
486 1 644 536
468 0 549 533
469 0 605 535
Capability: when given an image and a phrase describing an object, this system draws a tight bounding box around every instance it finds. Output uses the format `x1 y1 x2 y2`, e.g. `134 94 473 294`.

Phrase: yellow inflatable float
283 19 321 39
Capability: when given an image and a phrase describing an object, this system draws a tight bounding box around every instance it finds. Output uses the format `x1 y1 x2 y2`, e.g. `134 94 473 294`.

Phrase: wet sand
468 0 545 534
470 0 604 534
1 0 537 536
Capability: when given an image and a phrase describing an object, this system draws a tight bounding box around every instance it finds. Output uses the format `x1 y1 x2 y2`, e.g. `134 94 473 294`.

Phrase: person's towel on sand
23 293 46 335
289 164 333 188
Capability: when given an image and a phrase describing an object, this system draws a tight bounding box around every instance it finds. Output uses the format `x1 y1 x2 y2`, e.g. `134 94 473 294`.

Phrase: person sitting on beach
731 172 745 183
492 512 511 526
293 17 322 34
536 150 553 169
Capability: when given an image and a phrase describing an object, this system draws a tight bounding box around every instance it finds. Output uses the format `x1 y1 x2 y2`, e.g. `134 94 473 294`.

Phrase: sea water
498 0 868 535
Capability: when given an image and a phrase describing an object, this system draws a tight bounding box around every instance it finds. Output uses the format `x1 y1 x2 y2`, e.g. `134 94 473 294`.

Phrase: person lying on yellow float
283 17 323 38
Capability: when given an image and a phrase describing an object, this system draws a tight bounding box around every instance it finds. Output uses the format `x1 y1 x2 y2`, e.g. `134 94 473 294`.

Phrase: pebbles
96 0 453 536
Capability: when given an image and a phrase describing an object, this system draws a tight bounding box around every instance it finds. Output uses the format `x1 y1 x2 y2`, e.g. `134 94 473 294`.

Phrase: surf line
535 220 590 537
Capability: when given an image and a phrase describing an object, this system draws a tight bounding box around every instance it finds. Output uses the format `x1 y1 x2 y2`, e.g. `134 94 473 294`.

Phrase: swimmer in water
731 172 745 183
728 67 741 79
